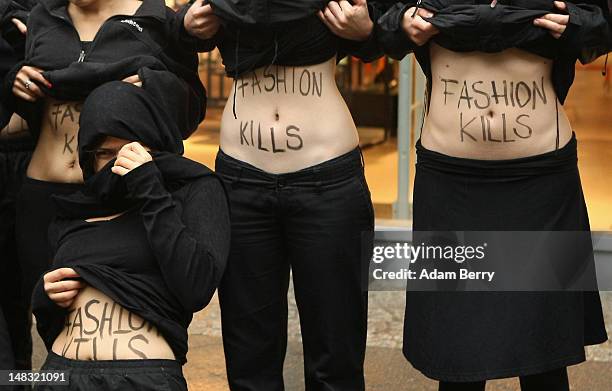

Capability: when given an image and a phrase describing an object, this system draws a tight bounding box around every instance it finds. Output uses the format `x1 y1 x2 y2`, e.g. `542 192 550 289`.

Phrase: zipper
48 8 132 64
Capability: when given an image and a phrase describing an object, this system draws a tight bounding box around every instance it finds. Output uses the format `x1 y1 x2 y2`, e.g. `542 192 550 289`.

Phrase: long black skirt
404 133 608 382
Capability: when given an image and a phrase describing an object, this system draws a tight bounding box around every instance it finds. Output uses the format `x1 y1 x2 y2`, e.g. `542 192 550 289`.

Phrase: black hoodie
31 81 231 365
1 0 206 139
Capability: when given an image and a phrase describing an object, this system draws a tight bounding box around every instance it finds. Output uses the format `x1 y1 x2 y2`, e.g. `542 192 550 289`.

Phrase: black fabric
179 0 391 78
215 147 374 391
438 367 570 391
405 133 608 382
377 0 612 104
35 351 188 391
0 134 33 375
15 177 83 300
0 0 34 127
31 81 231 365
1 0 205 139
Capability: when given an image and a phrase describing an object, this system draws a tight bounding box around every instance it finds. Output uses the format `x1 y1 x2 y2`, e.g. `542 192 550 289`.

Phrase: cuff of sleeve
124 160 165 199
376 2 419 60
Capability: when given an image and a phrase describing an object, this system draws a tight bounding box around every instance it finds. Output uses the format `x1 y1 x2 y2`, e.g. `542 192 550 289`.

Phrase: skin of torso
26 0 142 183
220 56 359 174
51 285 175 360
421 42 573 159
27 99 83 182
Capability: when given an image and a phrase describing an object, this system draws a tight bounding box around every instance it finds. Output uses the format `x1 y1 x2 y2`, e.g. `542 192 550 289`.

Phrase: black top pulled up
179 0 391 78
1 0 206 139
30 82 231 364
377 0 612 104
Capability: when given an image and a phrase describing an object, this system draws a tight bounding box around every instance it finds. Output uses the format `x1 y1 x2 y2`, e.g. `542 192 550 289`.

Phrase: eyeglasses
83 148 122 160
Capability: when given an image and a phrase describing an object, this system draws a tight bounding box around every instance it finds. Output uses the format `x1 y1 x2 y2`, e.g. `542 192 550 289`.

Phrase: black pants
439 367 569 391
0 136 33 372
33 351 187 391
15 177 83 300
215 147 374 391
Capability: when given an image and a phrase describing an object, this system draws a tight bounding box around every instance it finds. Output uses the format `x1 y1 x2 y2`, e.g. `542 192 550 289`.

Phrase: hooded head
78 80 184 180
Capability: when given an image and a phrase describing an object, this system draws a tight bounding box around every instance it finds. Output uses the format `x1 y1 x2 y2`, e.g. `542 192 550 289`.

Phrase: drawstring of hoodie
232 28 241 119
232 30 279 120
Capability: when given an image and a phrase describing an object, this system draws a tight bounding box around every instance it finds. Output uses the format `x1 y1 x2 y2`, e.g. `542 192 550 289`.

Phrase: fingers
11 18 27 35
554 1 567 11
48 289 80 308
23 66 52 88
537 13 569 25
327 1 347 22
111 165 130 176
114 156 140 172
122 75 140 83
416 8 434 19
44 268 80 284
13 66 52 101
45 279 85 294
533 16 567 38
191 2 214 17
112 142 152 176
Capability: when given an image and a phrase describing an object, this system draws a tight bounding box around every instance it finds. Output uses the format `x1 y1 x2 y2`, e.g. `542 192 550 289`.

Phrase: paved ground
31 290 612 390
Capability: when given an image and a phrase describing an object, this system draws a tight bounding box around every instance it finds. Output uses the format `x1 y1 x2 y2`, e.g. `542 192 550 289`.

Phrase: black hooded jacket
31 81 231 365
0 0 35 126
1 0 206 139
376 0 612 105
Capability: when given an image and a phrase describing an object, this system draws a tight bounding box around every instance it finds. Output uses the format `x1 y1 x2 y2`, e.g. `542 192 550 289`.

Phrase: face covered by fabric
52 80 192 218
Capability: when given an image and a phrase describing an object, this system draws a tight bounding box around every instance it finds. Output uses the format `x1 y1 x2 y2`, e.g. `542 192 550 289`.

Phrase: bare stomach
421 42 573 159
220 57 359 174
51 285 175 361
27 98 84 183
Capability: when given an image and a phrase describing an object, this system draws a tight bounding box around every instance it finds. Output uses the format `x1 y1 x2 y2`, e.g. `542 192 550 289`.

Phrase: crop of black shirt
376 0 612 104
178 0 394 78
31 162 231 365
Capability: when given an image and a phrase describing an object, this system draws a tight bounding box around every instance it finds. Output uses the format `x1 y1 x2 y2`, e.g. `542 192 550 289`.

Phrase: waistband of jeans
44 351 183 374
415 132 578 177
215 147 364 183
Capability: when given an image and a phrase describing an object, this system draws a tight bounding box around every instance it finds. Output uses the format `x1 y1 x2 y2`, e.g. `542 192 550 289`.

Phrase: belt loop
358 146 366 173
229 166 243 189
312 166 322 194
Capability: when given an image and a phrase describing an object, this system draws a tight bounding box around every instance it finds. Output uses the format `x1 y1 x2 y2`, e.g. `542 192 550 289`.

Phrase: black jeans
0 136 33 373
215 147 374 391
34 351 187 391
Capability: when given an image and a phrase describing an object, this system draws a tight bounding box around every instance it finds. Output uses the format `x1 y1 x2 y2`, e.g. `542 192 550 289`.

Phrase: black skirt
404 133 608 382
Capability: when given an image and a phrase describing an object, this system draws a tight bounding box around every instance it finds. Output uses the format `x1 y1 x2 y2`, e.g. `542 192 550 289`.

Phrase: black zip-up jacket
0 0 35 126
376 0 612 105
1 0 206 139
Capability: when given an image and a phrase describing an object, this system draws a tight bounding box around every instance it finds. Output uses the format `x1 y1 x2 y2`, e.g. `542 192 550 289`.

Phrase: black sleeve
375 1 420 60
1 3 42 130
338 1 393 62
123 161 231 313
560 1 612 64
169 1 220 53
31 274 68 351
